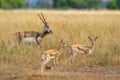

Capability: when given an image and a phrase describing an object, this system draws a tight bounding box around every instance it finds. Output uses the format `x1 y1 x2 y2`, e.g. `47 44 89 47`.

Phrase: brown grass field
0 10 120 80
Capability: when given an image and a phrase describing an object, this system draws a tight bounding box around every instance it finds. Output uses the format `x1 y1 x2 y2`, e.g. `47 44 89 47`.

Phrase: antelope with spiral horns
9 13 52 49
68 36 98 64
40 40 67 72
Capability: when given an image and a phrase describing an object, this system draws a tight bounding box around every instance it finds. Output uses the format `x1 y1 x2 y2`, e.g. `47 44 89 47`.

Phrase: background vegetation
0 0 25 9
0 0 120 9
53 0 102 9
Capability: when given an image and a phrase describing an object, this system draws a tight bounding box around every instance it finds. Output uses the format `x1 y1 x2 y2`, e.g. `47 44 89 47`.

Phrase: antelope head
38 13 52 36
88 36 98 48
59 39 68 48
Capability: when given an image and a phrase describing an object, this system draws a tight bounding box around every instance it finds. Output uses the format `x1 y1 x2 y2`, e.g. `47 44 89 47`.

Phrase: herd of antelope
10 13 98 72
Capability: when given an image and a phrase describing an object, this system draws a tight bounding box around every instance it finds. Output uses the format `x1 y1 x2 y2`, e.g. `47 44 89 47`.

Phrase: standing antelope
40 40 67 72
10 13 52 49
68 36 98 64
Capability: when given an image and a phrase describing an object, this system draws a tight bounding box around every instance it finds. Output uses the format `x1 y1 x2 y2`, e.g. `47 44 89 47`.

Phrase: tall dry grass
0 10 120 79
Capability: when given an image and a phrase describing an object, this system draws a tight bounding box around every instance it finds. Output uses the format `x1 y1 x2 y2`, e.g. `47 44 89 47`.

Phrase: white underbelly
50 56 55 59
22 37 42 43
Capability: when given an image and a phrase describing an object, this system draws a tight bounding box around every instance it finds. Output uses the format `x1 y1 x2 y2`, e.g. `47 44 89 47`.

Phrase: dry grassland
0 10 120 80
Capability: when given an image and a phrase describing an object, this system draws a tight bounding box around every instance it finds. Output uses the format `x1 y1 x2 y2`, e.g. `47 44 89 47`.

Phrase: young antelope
40 40 67 72
68 36 98 64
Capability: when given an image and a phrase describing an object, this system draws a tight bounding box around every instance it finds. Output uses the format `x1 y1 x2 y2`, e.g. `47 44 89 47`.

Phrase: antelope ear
94 36 98 41
88 36 92 41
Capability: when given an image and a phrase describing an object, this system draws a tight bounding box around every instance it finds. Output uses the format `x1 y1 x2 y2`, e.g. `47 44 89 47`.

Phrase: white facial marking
44 27 51 33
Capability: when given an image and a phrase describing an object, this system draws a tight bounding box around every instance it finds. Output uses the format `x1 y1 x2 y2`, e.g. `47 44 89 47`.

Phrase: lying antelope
40 40 67 72
68 36 98 64
10 13 52 49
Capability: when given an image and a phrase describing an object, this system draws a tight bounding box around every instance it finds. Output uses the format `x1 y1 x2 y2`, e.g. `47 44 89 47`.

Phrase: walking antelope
10 13 52 49
40 40 67 72
68 36 98 64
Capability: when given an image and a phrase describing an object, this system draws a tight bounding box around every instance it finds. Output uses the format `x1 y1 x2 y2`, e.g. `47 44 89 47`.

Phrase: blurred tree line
53 0 120 9
0 0 25 9
107 0 120 9
53 0 102 9
0 0 120 9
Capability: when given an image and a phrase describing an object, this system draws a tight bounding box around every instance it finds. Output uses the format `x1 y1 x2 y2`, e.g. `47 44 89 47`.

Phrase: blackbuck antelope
40 40 67 72
68 36 98 64
10 13 52 49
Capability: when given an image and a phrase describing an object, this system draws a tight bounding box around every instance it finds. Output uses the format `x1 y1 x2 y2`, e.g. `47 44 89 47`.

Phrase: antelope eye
63 43 65 45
